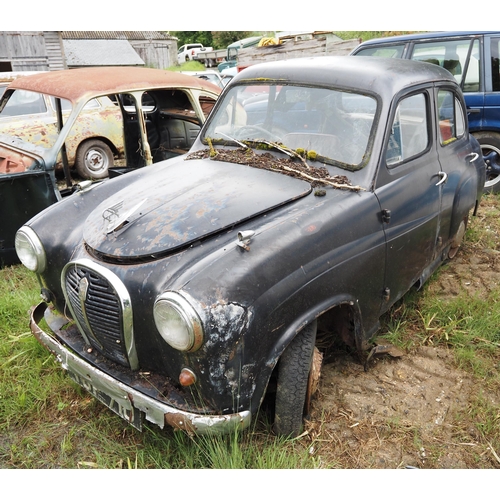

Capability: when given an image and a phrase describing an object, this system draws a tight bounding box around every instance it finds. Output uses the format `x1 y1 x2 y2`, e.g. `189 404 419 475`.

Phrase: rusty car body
0 67 221 266
16 57 485 436
0 72 124 180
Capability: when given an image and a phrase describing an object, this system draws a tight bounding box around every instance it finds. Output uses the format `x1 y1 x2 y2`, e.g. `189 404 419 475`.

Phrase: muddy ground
304 195 500 469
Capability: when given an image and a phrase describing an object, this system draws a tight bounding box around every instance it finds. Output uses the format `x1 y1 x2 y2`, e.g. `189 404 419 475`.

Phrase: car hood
83 157 312 259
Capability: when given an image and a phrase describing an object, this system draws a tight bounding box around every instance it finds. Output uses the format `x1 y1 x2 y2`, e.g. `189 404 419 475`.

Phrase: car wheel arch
250 297 367 414
265 299 366 436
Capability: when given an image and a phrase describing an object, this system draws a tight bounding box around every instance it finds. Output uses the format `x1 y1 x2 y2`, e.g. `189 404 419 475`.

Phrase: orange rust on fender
7 67 221 105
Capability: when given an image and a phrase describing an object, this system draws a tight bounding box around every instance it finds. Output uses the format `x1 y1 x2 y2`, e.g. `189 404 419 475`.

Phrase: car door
374 88 442 311
434 86 478 250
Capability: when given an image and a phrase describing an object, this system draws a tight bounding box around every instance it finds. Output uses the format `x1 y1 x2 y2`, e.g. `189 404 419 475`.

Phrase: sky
4 0 496 32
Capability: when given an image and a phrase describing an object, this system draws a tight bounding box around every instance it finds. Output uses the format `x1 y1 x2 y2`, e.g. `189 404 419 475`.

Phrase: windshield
202 83 377 169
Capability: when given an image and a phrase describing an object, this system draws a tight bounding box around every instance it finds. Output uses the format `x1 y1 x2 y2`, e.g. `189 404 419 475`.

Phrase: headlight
153 292 203 352
15 227 46 273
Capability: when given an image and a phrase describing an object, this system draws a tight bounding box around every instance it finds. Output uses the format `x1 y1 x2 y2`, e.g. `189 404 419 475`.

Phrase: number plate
69 371 143 430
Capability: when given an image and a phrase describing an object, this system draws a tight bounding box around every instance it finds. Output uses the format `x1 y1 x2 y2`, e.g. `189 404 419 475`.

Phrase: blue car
351 31 500 192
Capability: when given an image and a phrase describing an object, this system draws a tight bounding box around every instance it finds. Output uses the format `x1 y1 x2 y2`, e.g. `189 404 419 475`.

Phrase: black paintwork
20 57 486 422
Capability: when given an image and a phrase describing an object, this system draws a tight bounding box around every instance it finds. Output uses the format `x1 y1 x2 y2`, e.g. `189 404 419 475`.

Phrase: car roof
0 71 48 85
6 66 221 103
234 56 456 96
355 31 500 47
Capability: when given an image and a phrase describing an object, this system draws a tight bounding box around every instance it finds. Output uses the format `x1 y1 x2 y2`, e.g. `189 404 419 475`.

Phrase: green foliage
211 31 255 49
170 31 214 48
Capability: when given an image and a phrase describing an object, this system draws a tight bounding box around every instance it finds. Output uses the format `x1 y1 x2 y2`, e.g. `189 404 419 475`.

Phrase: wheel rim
481 143 500 189
84 147 109 175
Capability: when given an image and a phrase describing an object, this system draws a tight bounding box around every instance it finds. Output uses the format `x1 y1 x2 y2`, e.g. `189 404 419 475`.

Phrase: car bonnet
83 157 312 259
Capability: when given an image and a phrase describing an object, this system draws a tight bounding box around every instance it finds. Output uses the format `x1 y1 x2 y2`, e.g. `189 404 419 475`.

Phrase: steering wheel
235 124 275 140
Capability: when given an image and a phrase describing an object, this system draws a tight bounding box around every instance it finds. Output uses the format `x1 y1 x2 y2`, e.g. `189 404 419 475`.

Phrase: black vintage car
16 57 485 437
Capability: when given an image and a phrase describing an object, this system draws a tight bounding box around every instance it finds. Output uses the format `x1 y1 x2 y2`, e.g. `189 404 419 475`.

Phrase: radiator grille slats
64 264 129 367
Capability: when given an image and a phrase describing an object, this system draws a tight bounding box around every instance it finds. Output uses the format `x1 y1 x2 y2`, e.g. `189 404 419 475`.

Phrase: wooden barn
0 31 177 72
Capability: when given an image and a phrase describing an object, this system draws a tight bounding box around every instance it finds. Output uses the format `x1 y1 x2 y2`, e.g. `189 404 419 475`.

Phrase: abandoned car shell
0 67 221 267
17 57 485 436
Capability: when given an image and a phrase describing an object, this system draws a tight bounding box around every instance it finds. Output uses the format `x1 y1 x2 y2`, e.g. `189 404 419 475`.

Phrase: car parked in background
177 43 213 64
0 66 221 267
180 70 227 88
17 57 484 437
351 31 500 192
0 73 124 180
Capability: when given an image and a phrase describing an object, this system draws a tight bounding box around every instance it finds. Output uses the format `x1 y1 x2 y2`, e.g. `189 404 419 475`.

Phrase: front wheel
274 321 317 437
75 139 113 180
475 132 500 193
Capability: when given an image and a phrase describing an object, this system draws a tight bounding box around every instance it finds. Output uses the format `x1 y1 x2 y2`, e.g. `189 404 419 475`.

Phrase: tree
211 31 255 49
170 31 213 48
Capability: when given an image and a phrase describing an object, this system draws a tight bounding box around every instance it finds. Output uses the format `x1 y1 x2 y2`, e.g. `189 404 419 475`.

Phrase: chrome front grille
62 260 138 369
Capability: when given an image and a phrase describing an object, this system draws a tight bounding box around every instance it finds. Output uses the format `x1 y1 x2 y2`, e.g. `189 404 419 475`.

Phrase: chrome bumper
30 302 252 435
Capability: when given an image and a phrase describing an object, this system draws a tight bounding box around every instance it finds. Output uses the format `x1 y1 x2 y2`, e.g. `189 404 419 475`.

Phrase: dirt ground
305 195 500 469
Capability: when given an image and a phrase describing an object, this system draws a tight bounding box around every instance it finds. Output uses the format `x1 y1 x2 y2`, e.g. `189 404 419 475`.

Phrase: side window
491 37 500 92
437 90 466 145
0 89 47 116
386 93 428 166
354 45 405 58
412 39 478 90
199 95 217 118
463 39 480 92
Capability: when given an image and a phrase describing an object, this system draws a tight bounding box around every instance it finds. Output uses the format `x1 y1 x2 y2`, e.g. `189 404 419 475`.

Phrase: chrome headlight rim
15 226 46 273
153 291 204 352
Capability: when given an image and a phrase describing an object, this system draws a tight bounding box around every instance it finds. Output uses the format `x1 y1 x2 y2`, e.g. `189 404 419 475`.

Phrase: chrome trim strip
30 303 252 435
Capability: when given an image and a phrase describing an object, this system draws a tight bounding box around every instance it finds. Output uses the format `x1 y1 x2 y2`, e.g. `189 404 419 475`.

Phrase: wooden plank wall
237 38 361 68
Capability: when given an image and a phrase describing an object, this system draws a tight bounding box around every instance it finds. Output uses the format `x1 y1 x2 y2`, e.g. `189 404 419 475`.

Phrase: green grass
0 268 317 468
2 196 500 468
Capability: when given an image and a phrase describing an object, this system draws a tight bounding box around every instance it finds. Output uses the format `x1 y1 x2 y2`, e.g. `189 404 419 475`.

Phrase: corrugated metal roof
61 31 175 41
63 39 145 66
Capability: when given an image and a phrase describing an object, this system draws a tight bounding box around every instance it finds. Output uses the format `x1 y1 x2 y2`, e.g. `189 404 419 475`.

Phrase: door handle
467 108 481 114
465 152 479 163
436 171 448 186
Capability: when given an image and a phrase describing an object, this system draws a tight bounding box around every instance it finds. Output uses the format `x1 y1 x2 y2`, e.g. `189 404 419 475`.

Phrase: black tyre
75 139 113 180
475 132 500 193
274 321 317 437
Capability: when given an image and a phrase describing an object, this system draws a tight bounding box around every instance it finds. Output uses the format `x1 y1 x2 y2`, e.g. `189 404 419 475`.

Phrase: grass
1 195 500 468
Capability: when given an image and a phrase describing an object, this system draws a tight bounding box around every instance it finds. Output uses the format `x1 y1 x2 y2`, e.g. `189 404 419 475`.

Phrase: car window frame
384 88 432 168
436 86 468 146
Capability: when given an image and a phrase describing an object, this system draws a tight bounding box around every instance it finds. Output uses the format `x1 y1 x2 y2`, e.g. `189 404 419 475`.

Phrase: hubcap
85 148 108 174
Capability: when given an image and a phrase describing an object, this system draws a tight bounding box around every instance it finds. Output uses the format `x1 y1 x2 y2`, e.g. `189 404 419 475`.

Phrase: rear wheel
75 139 113 180
448 214 468 259
475 132 500 193
274 321 317 437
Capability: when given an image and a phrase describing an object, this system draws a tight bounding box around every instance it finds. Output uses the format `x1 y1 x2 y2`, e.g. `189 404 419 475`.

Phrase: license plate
69 371 143 430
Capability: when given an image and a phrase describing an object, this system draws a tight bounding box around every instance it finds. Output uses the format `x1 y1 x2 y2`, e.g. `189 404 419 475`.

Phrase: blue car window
412 39 476 89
